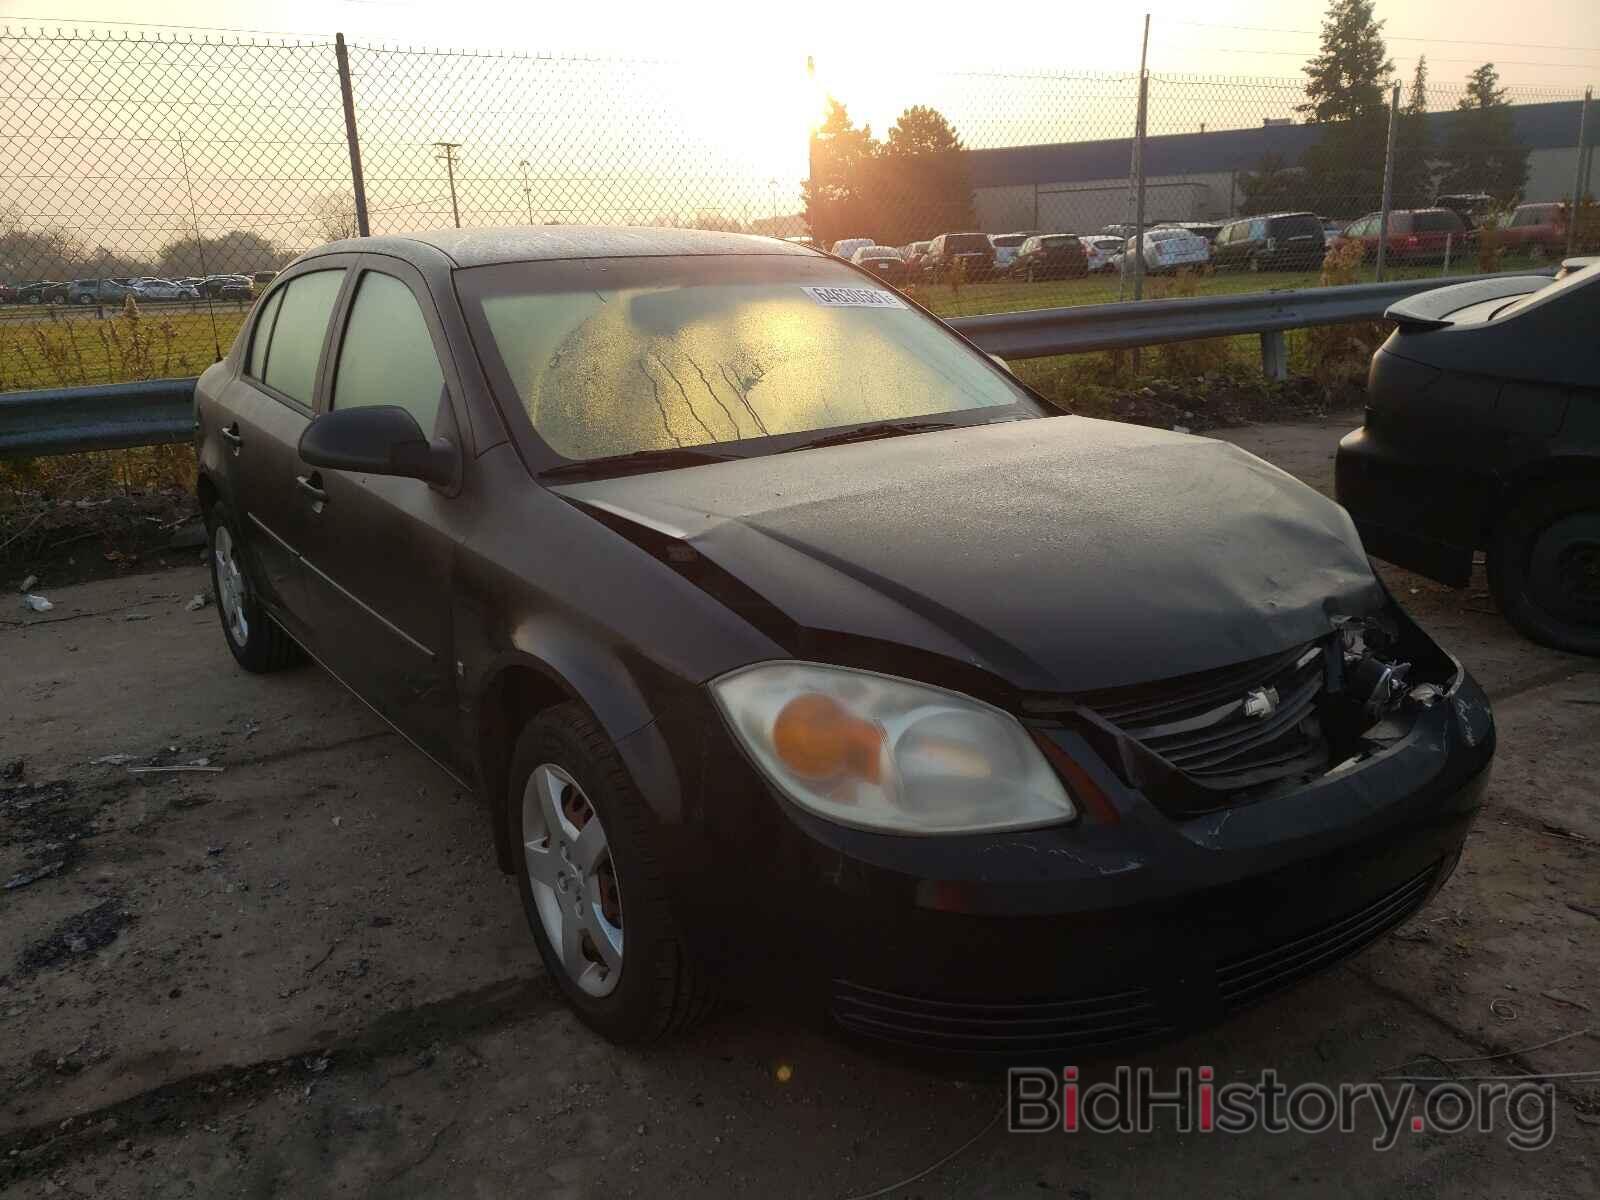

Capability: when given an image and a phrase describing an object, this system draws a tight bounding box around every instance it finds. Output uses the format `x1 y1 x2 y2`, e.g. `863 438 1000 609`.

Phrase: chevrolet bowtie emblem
1242 686 1280 719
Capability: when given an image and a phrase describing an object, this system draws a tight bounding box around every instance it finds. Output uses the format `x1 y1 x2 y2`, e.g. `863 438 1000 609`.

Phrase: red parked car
1335 208 1471 264
1497 203 1568 258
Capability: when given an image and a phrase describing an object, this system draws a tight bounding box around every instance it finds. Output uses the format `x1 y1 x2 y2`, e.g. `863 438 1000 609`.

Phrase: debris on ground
1540 989 1594 1013
19 574 38 593
2 757 22 782
185 593 210 611
18 899 130 972
127 761 222 775
22 594 54 612
89 753 137 766
4 859 66 891
123 612 150 621
168 521 208 550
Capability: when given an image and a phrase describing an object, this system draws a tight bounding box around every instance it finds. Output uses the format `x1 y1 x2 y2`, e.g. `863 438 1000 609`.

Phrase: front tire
206 502 301 672
1488 481 1600 656
509 703 713 1043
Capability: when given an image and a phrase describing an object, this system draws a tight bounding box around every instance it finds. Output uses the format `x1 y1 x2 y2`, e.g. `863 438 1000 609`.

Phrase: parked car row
0 272 269 304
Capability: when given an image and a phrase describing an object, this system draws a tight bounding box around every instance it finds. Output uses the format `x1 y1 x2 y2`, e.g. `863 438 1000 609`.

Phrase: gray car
65 278 138 305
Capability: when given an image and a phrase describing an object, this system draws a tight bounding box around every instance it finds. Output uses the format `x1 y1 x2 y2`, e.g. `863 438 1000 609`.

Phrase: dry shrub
1 297 199 515
1474 223 1504 273
1150 269 1233 376
1561 195 1600 253
1301 241 1387 404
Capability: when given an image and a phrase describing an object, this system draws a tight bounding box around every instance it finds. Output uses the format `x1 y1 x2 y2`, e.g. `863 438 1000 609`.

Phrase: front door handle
220 423 242 451
296 473 327 507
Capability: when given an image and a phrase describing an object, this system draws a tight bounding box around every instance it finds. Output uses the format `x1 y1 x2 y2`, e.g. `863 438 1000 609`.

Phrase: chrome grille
1086 641 1328 791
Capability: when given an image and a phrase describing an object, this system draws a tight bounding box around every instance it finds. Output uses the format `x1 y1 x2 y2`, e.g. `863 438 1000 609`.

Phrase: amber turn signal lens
772 693 884 784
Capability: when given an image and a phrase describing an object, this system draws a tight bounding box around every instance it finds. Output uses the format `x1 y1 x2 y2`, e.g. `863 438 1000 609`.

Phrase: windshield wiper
782 420 958 452
541 446 736 481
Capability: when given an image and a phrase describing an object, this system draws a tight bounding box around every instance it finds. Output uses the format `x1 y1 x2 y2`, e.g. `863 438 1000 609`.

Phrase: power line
1189 45 1600 71
1167 21 1600 55
0 15 332 39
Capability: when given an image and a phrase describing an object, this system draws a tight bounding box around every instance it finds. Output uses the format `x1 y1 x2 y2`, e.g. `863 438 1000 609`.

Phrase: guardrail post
1260 330 1288 382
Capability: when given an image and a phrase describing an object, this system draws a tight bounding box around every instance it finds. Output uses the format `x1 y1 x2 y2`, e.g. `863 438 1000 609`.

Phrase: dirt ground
2 412 1596 1199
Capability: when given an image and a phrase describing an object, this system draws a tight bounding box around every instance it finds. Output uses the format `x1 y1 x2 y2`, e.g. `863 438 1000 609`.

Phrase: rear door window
331 271 446 433
247 288 285 381
1274 215 1322 238
261 269 346 407
1414 211 1463 233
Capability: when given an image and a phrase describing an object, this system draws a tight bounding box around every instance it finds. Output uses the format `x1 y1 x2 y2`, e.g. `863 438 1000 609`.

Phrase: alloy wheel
522 763 624 997
213 524 250 646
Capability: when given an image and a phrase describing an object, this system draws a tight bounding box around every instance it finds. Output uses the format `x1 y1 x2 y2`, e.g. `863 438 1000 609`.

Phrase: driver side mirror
299 405 457 487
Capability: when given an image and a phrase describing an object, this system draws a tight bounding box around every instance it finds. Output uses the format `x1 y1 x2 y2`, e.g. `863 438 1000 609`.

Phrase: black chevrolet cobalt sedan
195 228 1493 1055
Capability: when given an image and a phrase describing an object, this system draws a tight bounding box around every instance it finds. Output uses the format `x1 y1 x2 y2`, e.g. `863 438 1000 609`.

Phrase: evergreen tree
1297 0 1394 124
802 99 878 249
1392 56 1435 209
1439 64 1530 206
1296 0 1395 218
878 107 975 244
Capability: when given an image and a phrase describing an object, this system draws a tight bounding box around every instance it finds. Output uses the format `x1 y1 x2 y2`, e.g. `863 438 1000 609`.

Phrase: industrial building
966 100 1593 232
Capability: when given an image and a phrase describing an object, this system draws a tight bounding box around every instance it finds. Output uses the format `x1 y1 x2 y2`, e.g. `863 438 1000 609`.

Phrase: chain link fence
2 24 1594 390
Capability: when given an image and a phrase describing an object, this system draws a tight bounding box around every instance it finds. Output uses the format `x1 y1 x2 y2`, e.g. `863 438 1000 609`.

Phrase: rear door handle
296 473 327 509
220 423 242 450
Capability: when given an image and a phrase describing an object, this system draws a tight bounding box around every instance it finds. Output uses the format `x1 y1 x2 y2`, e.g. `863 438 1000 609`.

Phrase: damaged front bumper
680 612 1493 1059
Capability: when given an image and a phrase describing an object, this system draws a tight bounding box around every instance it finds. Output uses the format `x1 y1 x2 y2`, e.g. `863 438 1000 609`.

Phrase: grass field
0 247 1547 394
910 258 1506 319
0 305 247 393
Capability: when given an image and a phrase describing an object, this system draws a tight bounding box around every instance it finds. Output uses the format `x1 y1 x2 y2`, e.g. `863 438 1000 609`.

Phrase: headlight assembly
710 661 1076 835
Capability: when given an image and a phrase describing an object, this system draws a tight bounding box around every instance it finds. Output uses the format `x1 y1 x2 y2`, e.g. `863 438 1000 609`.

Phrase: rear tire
508 703 714 1043
1488 481 1600 656
205 501 301 672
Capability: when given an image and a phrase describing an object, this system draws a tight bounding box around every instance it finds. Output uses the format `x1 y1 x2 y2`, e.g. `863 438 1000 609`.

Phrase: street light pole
518 159 534 225
434 141 462 229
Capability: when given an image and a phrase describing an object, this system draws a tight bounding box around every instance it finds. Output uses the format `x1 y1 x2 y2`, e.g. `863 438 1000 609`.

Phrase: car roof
307 226 820 269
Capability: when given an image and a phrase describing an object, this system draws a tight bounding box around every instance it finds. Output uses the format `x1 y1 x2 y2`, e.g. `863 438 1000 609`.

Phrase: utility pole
518 159 534 225
434 141 462 229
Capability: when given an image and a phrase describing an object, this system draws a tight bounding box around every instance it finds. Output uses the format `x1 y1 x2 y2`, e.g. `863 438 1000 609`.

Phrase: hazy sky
3 0 1596 95
3 0 1595 255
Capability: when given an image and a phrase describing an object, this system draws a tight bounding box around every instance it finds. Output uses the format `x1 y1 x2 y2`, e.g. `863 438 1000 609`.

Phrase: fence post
1375 83 1400 282
1133 70 1148 303
335 33 371 238
1569 87 1591 258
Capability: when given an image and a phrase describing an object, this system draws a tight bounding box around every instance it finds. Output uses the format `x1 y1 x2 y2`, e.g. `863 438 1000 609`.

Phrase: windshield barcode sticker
801 286 906 309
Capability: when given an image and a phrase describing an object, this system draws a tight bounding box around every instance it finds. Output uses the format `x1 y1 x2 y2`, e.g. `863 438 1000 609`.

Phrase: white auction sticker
801 285 906 309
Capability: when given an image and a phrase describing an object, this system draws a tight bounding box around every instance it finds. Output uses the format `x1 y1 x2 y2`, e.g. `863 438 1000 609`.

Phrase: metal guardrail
0 271 1552 459
0 378 196 458
949 271 1551 372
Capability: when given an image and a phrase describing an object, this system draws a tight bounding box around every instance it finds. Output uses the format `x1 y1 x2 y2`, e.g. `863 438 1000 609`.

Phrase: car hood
552 417 1383 694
